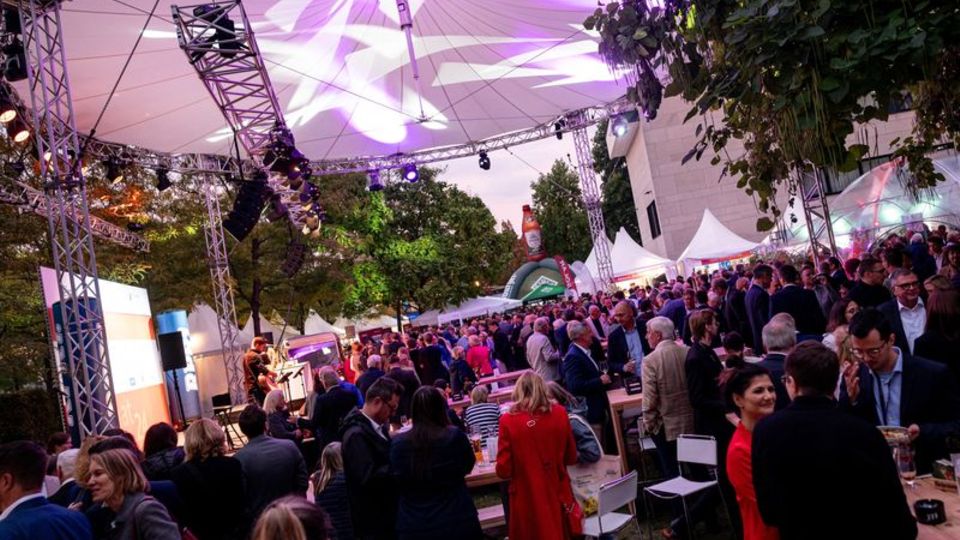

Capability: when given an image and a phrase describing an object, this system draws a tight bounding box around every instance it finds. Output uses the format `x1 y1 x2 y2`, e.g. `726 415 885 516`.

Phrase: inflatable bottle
522 205 546 262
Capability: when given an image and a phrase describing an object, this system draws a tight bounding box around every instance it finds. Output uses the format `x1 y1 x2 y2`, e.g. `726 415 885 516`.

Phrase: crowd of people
2 227 960 540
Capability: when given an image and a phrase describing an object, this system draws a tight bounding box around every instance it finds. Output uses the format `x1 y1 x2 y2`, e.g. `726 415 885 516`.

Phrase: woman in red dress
723 364 780 540
496 372 578 539
465 335 494 376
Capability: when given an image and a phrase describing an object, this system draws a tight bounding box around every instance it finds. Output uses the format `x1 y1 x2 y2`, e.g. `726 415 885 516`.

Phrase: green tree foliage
593 119 642 244
586 0 960 231
531 160 592 262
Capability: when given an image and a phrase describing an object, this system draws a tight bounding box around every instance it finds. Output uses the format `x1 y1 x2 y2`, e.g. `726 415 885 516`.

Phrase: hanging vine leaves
586 0 960 231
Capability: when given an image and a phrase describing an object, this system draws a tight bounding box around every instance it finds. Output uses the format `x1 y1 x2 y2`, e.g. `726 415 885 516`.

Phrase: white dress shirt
898 298 926 354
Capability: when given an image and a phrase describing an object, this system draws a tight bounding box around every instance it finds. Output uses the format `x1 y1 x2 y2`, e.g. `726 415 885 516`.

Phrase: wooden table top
904 476 960 539
466 461 500 488
607 387 643 410
449 385 514 411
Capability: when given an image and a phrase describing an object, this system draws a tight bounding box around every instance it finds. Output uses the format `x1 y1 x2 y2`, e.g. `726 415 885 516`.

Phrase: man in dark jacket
313 366 360 450
384 355 421 424
725 277 751 348
415 333 448 384
562 320 611 437
770 264 826 338
745 264 773 350
235 405 309 518
753 341 916 540
342 377 403 540
877 269 925 355
757 319 796 410
840 308 960 473
847 256 893 309
355 355 386 399
607 300 648 376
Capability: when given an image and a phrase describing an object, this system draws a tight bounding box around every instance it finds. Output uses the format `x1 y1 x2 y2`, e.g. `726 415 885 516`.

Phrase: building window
646 201 662 239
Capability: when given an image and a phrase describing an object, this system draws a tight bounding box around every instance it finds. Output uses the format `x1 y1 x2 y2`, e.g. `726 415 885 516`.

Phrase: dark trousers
651 429 679 478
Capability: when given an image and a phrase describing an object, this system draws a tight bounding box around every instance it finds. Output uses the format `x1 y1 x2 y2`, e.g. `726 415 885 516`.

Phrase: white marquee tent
678 208 759 273
436 296 523 325
333 314 404 335
303 311 346 337
582 228 675 287
238 314 300 346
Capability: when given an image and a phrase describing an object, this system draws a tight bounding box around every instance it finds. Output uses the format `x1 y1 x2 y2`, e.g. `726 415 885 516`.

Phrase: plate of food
878 425 909 446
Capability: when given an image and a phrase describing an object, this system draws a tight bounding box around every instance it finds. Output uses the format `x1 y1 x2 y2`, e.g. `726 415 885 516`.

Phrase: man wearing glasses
878 269 926 355
839 308 960 473
847 256 893 309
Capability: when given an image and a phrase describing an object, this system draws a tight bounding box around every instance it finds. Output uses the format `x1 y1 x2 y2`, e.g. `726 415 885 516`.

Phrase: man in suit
840 308 960 473
640 316 694 478
657 292 688 336
607 301 648 376
758 318 796 410
46 449 80 507
526 317 561 382
415 333 448 384
356 355 386 399
586 304 610 342
753 342 916 540
745 264 773 351
877 269 926 355
0 441 92 540
235 405 309 518
827 256 848 291
342 377 403 540
553 308 576 356
847 256 893 309
725 277 751 348
563 320 612 438
313 366 361 449
770 264 826 338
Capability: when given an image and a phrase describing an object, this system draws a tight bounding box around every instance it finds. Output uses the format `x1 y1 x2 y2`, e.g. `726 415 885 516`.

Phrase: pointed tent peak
610 227 672 264
678 208 759 263
304 311 346 336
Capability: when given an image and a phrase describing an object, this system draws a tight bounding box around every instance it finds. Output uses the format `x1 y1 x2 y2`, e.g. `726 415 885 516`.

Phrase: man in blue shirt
607 300 647 376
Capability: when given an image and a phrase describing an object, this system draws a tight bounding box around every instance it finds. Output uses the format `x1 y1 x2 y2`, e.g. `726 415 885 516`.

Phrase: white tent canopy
303 311 346 336
186 303 231 356
238 314 300 346
412 309 442 328
678 208 759 269
436 296 523 325
334 314 403 334
582 228 674 285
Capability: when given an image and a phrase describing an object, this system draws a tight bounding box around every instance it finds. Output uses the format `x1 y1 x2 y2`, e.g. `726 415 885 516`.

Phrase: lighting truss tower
800 168 837 265
569 111 614 290
18 0 119 436
200 165 245 404
171 0 309 229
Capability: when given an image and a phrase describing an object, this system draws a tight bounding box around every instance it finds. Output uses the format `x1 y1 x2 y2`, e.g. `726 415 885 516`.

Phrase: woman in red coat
723 364 779 540
496 372 578 539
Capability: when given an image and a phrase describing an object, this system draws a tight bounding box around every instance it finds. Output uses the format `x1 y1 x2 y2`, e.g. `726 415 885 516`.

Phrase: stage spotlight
7 116 28 143
0 91 16 123
191 5 241 60
402 163 419 183
368 170 384 192
554 122 563 140
155 166 171 191
478 150 490 170
3 38 27 82
611 114 630 137
103 157 124 184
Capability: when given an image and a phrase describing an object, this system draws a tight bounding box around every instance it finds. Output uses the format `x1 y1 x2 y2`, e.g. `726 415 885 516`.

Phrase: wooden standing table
903 477 960 539
607 387 644 474
478 369 529 387
449 385 514 412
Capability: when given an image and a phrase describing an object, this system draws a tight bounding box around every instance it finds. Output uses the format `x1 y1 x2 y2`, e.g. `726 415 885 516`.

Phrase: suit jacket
848 280 893 309
770 285 826 335
587 316 610 341
839 353 960 473
341 408 397 538
313 385 360 449
526 331 560 382
725 288 751 347
104 492 179 540
171 457 247 540
234 435 309 518
657 299 687 335
877 299 912 355
756 353 789 410
415 344 448 385
745 284 770 352
562 344 609 424
640 340 694 441
47 478 81 507
753 396 917 540
606 318 649 375
356 368 385 401
554 322 572 357
0 496 92 540
684 342 733 445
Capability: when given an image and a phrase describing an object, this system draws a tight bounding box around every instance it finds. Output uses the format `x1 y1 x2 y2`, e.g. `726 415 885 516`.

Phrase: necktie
593 318 605 338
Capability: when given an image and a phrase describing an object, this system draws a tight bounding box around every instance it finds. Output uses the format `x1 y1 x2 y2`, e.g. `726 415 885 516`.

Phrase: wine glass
895 445 917 490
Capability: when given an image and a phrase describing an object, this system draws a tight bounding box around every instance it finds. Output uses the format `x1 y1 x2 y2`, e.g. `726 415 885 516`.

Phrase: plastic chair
583 470 640 538
642 434 730 539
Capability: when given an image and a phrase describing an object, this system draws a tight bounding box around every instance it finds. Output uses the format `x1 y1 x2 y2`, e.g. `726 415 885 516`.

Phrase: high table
607 387 644 474
478 369 529 387
903 477 960 539
449 385 514 412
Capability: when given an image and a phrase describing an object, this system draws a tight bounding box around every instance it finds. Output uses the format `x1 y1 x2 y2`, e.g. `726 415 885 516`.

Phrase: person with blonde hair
465 334 494 376
251 495 331 540
462 385 500 436
171 419 248 540
87 448 179 539
449 345 478 394
310 443 351 540
264 389 302 442
496 372 578 539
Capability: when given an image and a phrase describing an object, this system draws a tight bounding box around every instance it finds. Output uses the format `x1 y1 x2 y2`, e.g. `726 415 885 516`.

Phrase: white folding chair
642 434 727 539
583 470 640 538
632 417 659 484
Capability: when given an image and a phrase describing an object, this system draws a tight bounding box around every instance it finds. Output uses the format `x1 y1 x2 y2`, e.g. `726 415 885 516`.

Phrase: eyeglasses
894 281 919 289
850 344 887 358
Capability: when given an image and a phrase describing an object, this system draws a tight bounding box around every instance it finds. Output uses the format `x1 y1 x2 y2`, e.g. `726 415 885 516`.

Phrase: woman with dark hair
938 243 960 285
914 290 960 383
721 331 746 370
722 365 779 540
821 298 859 355
141 422 185 481
389 386 481 540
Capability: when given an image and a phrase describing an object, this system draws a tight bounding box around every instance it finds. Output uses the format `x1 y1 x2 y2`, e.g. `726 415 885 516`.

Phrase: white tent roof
238 314 300 346
25 1 625 160
437 296 523 325
411 309 442 327
303 311 346 336
186 303 232 356
678 208 760 264
334 314 402 334
582 228 674 283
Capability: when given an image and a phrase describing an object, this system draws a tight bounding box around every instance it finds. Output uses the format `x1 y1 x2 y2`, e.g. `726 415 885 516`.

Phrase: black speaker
158 332 187 371
223 178 270 242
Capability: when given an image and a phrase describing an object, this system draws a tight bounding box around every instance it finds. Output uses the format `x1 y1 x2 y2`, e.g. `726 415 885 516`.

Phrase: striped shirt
463 402 500 436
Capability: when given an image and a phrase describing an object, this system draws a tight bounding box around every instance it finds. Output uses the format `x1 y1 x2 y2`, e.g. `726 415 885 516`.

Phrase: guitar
258 372 279 394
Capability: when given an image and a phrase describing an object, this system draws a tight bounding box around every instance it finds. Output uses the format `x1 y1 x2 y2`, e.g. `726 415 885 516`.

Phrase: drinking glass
896 445 917 490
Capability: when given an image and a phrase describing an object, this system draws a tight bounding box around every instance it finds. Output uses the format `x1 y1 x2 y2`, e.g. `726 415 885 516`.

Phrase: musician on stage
244 336 276 405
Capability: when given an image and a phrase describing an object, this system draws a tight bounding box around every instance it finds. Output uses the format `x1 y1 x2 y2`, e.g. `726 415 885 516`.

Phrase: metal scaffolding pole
200 168 245 404
800 168 837 265
569 112 614 290
19 0 118 436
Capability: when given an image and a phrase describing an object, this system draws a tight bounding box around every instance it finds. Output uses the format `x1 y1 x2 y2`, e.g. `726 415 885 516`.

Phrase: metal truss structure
799 168 837 265
200 162 245 404
171 0 310 230
569 111 614 290
18 0 119 437
0 178 149 251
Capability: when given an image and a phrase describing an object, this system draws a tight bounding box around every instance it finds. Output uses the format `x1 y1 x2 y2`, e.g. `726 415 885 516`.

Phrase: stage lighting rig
0 88 16 123
103 157 125 184
190 4 242 62
6 116 28 142
478 150 490 171
554 118 566 140
611 114 630 137
402 163 419 183
368 170 384 192
2 38 27 82
155 166 172 191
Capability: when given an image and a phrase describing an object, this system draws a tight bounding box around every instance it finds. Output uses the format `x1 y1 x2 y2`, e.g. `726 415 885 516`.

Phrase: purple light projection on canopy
39 1 626 160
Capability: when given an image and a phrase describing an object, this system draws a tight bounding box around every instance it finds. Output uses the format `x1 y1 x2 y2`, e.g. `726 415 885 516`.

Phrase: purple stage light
402 163 419 182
